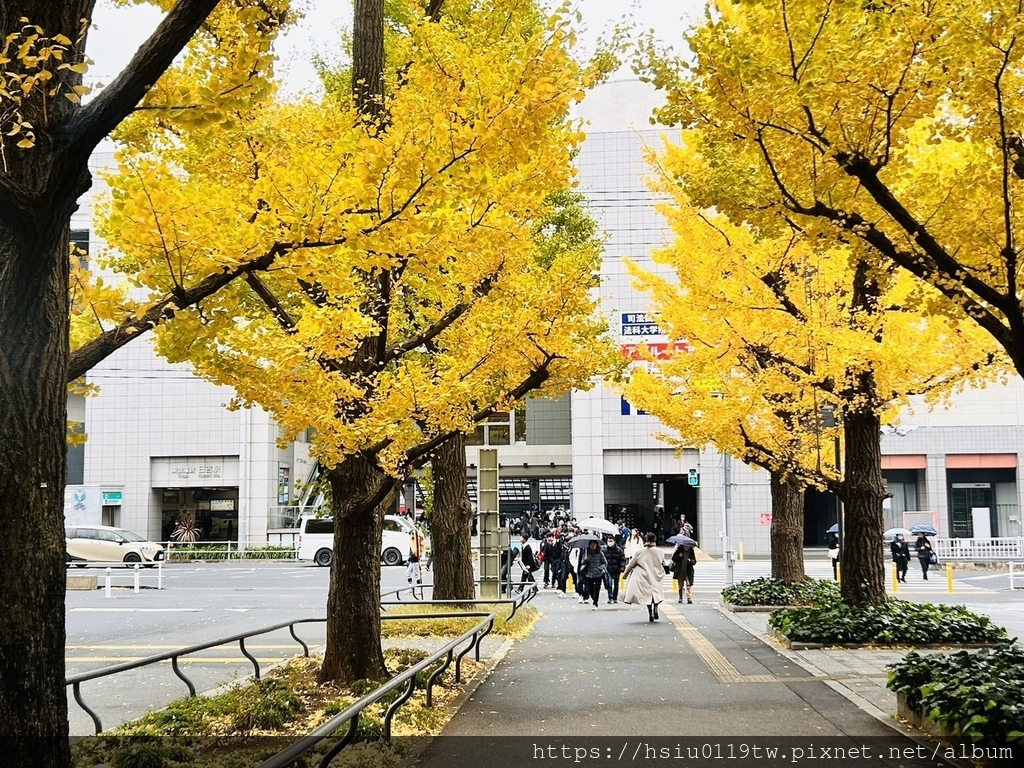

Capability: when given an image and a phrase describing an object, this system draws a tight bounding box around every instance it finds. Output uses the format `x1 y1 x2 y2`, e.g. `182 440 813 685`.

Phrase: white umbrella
883 527 913 539
577 517 619 537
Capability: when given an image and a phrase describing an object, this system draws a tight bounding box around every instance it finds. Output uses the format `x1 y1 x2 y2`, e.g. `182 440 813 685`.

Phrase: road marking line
69 608 201 612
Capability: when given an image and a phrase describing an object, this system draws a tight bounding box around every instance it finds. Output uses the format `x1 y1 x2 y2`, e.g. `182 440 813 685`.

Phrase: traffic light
688 468 699 487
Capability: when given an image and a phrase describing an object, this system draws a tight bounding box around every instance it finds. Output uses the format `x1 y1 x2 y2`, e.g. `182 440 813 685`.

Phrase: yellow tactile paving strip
663 605 777 684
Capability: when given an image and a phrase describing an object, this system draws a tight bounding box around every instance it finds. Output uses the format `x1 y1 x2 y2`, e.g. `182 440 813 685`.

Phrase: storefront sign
102 491 122 504
170 463 223 481
209 499 234 511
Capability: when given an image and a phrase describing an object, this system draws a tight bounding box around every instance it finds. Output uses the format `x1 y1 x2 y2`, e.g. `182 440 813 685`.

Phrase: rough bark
352 0 386 122
0 6 249 763
318 456 397 684
839 407 888 606
768 471 806 582
430 432 475 600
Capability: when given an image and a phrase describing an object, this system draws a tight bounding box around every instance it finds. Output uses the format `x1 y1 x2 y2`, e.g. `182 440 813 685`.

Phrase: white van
297 514 418 567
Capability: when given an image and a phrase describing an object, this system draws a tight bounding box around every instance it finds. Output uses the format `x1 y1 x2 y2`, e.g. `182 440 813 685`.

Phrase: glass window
488 424 510 445
514 405 527 442
304 519 334 535
75 528 96 540
466 424 485 446
96 529 120 542
383 519 401 533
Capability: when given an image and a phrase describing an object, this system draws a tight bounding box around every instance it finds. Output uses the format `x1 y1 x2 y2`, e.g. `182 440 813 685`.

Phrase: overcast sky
88 0 702 96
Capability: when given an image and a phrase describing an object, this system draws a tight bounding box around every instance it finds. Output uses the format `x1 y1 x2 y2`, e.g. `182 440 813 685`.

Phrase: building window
466 412 511 446
70 230 89 270
514 404 527 442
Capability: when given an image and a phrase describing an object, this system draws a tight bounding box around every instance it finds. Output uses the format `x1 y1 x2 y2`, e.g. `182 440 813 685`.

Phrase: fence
67 608 497 737
163 541 296 561
931 536 1024 561
67 561 163 593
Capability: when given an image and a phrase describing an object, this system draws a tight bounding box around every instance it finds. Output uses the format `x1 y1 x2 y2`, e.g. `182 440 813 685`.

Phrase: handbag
827 548 839 560
928 552 939 565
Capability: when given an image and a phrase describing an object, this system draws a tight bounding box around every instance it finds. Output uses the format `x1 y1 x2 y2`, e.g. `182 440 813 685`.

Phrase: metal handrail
381 583 538 620
66 616 325 734
258 612 495 768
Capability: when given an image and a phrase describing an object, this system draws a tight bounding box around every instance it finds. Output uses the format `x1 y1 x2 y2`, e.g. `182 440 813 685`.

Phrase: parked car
65 525 165 566
297 514 420 567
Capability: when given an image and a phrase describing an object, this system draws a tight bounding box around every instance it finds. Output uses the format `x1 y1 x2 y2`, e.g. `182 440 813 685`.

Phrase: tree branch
59 0 222 159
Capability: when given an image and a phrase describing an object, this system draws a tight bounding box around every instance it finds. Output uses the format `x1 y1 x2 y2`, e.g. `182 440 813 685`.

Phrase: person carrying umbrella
622 533 666 622
670 538 697 603
580 539 608 609
826 527 840 581
890 533 911 583
914 532 935 580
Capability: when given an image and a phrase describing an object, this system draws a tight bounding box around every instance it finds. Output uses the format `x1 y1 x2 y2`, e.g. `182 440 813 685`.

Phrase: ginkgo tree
624 186 1000 604
635 0 1024 380
0 2 293 764
98 0 617 683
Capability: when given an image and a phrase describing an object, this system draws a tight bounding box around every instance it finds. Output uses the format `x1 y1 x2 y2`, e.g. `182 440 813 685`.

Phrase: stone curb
721 603 798 613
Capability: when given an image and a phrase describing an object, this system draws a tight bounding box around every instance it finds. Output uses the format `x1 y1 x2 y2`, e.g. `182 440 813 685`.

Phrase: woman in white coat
622 533 666 622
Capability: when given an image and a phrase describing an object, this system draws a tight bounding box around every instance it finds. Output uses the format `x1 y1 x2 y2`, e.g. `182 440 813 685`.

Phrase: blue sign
621 312 662 337
620 396 648 416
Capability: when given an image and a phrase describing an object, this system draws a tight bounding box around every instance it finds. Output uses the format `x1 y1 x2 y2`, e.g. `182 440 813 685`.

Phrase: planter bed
723 603 800 613
768 626 1001 651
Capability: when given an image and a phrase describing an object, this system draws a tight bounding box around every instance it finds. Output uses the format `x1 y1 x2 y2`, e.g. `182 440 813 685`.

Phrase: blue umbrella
827 523 839 533
668 534 696 547
909 524 938 536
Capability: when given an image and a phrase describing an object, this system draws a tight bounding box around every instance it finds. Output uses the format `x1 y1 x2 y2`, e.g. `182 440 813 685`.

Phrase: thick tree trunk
839 408 888 606
430 432 475 600
769 471 806 582
0 224 73 768
319 456 397 684
0 8 92 764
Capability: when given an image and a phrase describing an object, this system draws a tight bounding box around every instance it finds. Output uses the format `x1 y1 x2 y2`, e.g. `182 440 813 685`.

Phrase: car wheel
123 552 142 566
314 548 333 567
382 548 402 567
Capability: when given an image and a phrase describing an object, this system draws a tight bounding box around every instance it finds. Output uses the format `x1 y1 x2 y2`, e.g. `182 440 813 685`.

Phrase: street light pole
722 451 735 585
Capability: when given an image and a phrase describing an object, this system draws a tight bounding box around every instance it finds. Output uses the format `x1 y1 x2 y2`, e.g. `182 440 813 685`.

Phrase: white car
65 525 165 566
297 514 420 567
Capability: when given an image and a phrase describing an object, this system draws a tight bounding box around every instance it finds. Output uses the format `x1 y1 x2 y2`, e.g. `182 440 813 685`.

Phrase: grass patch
381 603 539 640
71 648 482 768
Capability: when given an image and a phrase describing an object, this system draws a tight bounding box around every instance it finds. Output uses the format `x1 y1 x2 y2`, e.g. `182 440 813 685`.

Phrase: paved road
65 556 1023 739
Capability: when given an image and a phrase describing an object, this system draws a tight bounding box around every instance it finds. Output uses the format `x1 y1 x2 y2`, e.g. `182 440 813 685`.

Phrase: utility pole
722 451 736 585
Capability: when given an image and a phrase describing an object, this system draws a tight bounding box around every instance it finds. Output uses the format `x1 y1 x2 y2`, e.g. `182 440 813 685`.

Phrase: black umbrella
667 534 696 547
567 534 602 549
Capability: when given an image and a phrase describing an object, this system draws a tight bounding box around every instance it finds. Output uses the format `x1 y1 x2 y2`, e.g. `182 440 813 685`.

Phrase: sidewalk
411 590 965 767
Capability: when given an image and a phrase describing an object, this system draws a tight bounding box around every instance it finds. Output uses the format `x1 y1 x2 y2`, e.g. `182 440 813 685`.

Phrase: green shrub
722 577 839 606
768 599 1008 645
888 642 1024 752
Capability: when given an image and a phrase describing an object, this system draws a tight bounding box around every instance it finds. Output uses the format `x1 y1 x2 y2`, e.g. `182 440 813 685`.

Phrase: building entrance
160 488 239 542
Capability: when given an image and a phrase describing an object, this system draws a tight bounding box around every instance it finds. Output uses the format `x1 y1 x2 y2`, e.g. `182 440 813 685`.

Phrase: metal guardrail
162 541 297 561
67 617 321 734
932 536 1024 561
67 561 164 593
380 582 538 622
258 612 495 768
66 589 521 737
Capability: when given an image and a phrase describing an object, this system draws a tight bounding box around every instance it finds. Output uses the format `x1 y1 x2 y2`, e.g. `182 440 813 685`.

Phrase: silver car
65 525 165 566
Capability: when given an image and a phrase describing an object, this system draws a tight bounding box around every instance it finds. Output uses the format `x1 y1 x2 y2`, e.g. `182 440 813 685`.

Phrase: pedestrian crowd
503 513 699 623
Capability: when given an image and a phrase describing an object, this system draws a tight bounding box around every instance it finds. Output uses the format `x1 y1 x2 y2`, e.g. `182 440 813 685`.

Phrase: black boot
652 603 659 620
647 604 654 622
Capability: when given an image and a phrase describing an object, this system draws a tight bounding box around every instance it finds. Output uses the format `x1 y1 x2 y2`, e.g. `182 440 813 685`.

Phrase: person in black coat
519 534 539 590
671 543 697 603
914 534 934 580
603 536 627 604
890 534 911 583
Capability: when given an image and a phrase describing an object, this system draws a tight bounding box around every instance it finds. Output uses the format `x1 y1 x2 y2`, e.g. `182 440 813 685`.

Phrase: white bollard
1011 561 1016 591
104 567 112 599
157 560 163 590
134 564 140 593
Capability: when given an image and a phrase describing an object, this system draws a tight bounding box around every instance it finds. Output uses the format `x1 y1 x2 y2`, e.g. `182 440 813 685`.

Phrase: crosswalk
534 559 998 597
